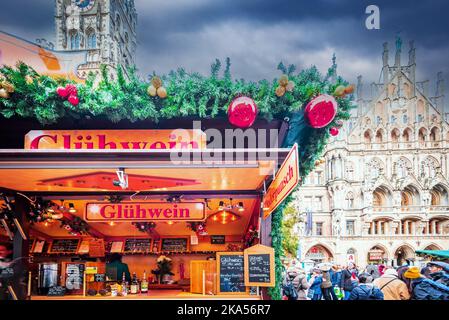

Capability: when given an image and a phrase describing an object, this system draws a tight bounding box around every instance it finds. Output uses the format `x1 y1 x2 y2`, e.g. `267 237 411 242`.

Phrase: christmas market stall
0 58 353 300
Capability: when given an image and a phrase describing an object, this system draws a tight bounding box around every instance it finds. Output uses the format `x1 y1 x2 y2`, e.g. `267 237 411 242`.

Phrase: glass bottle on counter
130 272 139 294
121 272 128 296
141 270 148 294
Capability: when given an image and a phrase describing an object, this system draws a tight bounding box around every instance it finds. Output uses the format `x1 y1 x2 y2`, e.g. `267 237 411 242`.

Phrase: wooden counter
31 290 260 300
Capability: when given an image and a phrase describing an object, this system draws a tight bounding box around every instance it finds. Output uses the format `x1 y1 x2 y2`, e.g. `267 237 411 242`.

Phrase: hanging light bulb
68 203 77 213
238 202 245 212
218 201 224 210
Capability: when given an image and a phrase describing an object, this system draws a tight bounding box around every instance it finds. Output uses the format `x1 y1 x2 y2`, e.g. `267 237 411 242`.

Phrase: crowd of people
282 259 449 300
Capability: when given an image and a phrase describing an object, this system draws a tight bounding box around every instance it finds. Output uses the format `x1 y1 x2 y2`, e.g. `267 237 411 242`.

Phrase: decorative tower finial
382 42 389 86
395 33 402 67
408 40 416 97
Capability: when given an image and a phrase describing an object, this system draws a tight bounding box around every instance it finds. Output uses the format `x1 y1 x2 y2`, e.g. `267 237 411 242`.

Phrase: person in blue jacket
349 273 384 300
404 266 449 300
308 269 323 300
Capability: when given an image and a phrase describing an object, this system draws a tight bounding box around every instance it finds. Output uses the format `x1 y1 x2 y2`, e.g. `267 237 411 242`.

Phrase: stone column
432 220 437 235
377 220 382 235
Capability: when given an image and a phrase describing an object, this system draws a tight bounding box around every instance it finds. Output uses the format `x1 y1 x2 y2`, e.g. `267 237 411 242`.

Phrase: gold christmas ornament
334 85 346 97
344 84 355 95
151 76 163 89
25 75 34 85
286 81 295 92
275 86 286 97
0 88 9 99
1 81 15 93
157 86 167 99
147 85 157 97
279 75 289 87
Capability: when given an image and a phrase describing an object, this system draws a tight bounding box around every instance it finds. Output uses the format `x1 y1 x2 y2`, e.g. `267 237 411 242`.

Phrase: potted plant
151 255 174 284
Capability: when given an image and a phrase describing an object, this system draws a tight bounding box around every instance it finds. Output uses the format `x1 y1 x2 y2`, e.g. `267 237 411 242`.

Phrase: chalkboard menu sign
47 286 66 297
248 254 271 283
211 235 226 244
217 252 246 294
50 239 80 254
124 238 152 253
160 238 188 252
244 244 275 287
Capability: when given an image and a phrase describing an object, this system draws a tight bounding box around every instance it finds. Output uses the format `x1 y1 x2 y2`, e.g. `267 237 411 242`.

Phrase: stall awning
0 148 290 195
415 250 449 259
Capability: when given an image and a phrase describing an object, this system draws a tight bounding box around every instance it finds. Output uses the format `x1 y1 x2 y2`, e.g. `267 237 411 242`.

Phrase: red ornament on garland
65 84 78 96
56 87 69 98
329 127 339 136
304 94 338 129
68 95 79 106
228 96 258 128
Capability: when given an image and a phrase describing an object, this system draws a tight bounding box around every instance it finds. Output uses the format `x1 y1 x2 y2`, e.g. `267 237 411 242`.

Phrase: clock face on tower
73 0 95 12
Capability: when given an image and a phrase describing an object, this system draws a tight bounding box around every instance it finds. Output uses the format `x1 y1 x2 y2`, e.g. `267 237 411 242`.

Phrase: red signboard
85 202 206 222
262 144 299 219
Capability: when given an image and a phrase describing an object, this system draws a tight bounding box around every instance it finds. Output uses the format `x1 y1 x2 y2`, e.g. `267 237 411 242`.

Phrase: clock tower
55 0 137 79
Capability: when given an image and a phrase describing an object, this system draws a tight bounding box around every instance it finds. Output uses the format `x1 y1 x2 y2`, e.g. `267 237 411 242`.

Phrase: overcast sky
0 0 448 101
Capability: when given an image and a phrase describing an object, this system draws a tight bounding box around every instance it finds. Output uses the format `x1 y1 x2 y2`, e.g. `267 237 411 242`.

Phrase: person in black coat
340 262 359 300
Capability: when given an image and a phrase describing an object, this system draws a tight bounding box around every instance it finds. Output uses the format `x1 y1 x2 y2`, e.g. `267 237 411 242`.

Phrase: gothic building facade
55 0 137 79
295 38 449 268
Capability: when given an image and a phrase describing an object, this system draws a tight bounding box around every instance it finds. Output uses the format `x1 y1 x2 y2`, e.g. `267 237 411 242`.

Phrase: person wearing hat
373 268 410 300
348 273 384 300
319 265 338 300
427 261 449 286
404 266 449 300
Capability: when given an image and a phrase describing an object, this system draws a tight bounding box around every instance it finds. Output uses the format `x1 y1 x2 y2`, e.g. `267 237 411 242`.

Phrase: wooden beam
11 195 30 300
29 228 53 242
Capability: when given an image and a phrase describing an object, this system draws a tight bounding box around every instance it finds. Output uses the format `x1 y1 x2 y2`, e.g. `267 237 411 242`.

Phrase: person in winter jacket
373 268 410 300
340 263 359 300
404 266 449 300
320 268 335 300
330 265 342 287
427 261 449 286
308 270 323 300
349 273 384 300
283 267 310 300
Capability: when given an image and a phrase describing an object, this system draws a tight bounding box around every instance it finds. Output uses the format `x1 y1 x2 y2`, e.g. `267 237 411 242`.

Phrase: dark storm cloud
1 0 448 97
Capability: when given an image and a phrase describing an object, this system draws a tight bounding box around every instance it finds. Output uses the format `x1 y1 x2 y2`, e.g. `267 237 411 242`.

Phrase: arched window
419 128 427 144
364 130 372 144
391 129 400 143
403 128 412 142
375 129 383 143
430 127 440 142
87 30 97 49
70 32 80 50
346 192 355 209
416 100 425 123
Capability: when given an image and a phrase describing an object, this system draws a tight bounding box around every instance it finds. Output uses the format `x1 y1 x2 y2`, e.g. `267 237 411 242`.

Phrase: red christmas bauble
65 84 78 96
304 94 338 129
228 96 258 128
68 95 79 106
56 87 69 98
329 127 339 136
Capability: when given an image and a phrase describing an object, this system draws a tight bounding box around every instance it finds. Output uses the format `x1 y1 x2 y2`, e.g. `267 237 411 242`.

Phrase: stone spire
408 41 416 97
435 72 445 115
382 42 389 86
395 34 402 67
357 75 364 116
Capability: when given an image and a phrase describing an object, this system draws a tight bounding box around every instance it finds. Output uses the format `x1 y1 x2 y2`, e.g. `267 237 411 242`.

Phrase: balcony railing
371 205 449 215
